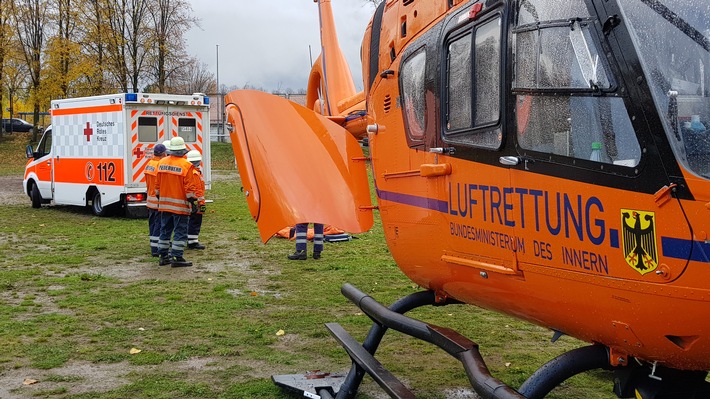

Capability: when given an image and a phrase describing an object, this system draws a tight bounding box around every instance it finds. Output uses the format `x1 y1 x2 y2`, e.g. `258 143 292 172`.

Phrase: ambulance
23 92 211 217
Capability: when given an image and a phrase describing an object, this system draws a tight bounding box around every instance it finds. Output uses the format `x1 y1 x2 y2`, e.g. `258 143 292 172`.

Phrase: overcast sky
184 1 376 93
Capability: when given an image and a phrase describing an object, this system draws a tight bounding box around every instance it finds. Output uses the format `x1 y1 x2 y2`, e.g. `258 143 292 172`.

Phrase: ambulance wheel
91 191 109 216
30 184 41 209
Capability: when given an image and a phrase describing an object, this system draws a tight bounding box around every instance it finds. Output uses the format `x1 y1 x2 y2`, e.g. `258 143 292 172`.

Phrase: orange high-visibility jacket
191 168 206 206
155 155 197 215
144 156 162 210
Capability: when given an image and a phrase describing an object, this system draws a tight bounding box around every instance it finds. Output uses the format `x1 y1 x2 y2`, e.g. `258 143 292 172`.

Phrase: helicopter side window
443 16 502 149
513 16 641 166
401 47 427 140
446 32 472 131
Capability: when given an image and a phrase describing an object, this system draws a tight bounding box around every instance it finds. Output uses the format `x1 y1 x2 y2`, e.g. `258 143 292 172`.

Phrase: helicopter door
433 11 519 274
224 90 374 243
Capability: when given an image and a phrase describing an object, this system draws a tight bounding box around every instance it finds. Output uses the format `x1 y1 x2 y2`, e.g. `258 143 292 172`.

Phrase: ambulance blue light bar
125 93 138 102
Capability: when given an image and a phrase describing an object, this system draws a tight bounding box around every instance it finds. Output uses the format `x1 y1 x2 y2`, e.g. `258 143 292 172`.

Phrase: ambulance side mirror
25 145 34 159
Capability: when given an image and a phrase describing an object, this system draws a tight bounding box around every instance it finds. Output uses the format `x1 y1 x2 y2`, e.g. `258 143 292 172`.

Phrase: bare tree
44 0 81 97
12 0 49 141
77 0 111 94
104 0 149 92
167 58 215 94
147 0 198 92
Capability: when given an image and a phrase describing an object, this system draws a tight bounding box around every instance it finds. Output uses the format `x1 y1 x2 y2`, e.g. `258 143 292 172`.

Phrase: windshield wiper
639 0 710 52
667 90 681 141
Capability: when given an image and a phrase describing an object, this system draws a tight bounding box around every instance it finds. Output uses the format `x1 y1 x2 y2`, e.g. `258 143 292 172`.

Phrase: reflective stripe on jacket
155 155 197 215
144 157 161 210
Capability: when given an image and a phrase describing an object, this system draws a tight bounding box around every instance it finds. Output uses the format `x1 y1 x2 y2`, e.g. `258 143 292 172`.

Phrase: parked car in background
2 118 34 133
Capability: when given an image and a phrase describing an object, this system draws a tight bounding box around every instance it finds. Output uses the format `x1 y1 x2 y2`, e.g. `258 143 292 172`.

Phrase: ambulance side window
138 117 158 142
178 119 196 142
37 130 52 156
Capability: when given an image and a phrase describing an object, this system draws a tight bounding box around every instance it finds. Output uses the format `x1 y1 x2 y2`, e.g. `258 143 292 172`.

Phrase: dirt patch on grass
0 175 26 204
0 361 130 397
0 357 250 398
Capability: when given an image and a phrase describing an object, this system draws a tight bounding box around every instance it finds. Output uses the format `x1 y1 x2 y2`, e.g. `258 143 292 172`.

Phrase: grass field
0 133 618 398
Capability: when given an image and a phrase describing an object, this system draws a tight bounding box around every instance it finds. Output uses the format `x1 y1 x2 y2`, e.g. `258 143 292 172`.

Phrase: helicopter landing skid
272 283 709 399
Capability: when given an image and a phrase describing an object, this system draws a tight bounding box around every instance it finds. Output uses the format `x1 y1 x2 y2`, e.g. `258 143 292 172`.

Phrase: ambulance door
165 104 211 188
125 104 170 188
34 129 53 199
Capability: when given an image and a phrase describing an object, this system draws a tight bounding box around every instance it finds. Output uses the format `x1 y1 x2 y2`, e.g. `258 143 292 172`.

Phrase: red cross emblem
133 146 145 159
83 122 93 142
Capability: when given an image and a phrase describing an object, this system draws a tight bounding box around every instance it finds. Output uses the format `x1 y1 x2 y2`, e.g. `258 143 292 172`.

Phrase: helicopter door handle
420 163 452 177
499 156 520 166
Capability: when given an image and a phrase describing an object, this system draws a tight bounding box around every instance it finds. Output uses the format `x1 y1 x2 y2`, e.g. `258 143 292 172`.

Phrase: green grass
0 140 620 398
0 132 34 176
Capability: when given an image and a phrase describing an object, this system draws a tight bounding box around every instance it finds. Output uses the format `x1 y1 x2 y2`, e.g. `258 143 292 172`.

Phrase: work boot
288 250 307 260
170 256 193 267
313 251 321 260
188 242 205 250
158 255 171 266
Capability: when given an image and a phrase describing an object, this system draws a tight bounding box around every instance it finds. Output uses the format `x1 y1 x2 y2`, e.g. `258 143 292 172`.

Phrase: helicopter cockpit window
513 0 642 167
517 0 589 26
444 16 502 149
401 47 426 140
617 0 710 179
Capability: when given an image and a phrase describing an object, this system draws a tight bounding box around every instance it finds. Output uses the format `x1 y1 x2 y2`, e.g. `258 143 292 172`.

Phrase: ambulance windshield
618 0 710 178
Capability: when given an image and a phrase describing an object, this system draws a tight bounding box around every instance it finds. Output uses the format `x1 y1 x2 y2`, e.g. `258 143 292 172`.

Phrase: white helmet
162 140 171 148
186 150 202 163
169 136 186 151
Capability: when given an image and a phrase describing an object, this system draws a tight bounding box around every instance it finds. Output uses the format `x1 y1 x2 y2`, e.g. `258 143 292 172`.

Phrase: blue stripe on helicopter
661 237 710 263
377 188 710 263
376 189 449 213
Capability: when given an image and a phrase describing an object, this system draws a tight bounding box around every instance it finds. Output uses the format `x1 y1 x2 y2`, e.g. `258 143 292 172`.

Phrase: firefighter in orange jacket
186 150 206 249
155 137 197 267
144 143 167 257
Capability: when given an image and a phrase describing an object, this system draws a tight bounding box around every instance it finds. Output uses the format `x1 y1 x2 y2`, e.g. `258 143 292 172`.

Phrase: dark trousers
158 212 189 258
148 208 160 256
188 213 203 245
294 223 324 253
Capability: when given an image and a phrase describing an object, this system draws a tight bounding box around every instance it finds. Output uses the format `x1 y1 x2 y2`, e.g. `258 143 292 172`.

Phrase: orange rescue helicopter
224 0 710 397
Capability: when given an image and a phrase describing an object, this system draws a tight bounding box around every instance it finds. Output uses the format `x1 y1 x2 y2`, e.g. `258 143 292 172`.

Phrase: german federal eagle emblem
621 209 658 275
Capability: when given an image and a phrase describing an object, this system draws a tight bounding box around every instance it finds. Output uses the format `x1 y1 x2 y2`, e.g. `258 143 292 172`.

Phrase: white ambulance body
23 92 211 217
